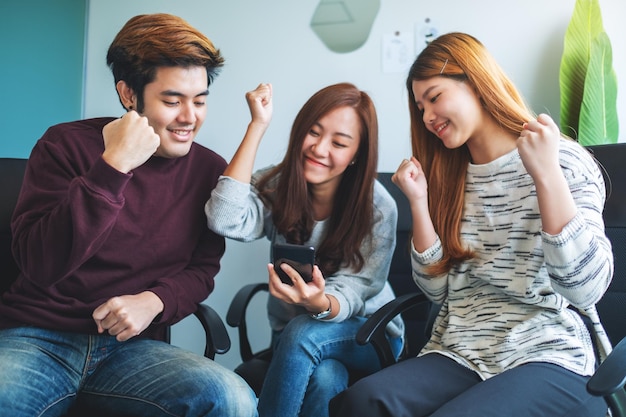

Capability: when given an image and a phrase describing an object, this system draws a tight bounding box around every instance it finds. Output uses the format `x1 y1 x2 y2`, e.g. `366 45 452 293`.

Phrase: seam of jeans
38 392 76 417
78 390 179 417
76 334 93 391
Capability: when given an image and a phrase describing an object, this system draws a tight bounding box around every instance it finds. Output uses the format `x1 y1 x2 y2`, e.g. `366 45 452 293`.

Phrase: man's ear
116 80 136 111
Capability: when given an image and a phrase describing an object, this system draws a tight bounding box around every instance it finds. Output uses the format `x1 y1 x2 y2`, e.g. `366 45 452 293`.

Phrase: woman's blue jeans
257 314 403 417
0 326 257 417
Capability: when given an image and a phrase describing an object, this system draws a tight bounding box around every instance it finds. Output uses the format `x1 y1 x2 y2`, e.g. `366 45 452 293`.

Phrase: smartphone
272 243 316 285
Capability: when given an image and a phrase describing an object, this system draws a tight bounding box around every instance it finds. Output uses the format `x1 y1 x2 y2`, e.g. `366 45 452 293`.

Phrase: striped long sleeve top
412 138 613 379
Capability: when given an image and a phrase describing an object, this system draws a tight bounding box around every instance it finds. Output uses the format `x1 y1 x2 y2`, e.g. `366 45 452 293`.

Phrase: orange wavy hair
406 32 534 275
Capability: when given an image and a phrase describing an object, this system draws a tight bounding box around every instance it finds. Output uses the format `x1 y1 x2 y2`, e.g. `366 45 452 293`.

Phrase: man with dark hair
0 13 257 416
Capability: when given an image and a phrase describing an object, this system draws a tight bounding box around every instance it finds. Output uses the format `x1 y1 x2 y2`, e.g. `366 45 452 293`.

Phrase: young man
0 13 257 417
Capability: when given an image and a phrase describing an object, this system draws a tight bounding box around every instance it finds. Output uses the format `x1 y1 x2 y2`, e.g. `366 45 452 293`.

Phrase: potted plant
559 0 618 145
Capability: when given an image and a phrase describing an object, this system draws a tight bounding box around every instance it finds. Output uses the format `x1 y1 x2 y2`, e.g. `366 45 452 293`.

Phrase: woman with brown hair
329 32 612 417
206 82 403 417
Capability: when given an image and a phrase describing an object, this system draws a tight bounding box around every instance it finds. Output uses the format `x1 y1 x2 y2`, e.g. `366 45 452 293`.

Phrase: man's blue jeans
0 326 258 417
257 314 403 417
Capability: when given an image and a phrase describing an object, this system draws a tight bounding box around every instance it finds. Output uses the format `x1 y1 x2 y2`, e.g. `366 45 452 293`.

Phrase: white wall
84 0 626 370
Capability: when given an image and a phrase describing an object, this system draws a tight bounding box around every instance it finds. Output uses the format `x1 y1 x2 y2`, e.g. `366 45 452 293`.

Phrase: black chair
225 172 434 396
584 143 626 416
357 143 626 415
226 281 272 396
0 157 231 413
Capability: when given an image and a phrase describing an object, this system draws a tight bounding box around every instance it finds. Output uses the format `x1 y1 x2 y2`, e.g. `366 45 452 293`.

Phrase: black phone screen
272 243 315 285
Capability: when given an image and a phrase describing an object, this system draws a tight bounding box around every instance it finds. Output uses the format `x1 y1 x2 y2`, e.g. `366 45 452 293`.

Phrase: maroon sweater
0 118 226 337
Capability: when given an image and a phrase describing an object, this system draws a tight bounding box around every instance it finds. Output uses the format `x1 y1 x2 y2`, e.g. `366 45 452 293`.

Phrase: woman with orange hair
330 32 612 417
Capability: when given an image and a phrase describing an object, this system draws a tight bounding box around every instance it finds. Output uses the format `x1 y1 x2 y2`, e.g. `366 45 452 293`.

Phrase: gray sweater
205 170 404 337
413 139 613 379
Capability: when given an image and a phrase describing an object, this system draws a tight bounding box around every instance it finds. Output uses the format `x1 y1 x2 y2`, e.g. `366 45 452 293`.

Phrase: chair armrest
587 336 626 416
226 282 269 361
587 336 626 396
193 303 231 359
357 292 429 368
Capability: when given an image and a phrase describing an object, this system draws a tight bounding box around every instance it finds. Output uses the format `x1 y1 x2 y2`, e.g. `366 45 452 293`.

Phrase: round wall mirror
310 0 380 53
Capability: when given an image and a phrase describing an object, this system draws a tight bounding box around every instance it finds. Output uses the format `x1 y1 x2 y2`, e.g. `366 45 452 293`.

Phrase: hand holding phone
272 243 315 285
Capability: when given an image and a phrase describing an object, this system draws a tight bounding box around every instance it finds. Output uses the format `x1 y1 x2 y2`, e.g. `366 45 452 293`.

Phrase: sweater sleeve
150 227 225 326
11 128 131 287
541 142 613 308
410 238 448 304
205 175 271 242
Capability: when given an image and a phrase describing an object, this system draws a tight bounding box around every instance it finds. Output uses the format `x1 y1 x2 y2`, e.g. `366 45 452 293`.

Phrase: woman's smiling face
301 106 361 192
412 76 484 150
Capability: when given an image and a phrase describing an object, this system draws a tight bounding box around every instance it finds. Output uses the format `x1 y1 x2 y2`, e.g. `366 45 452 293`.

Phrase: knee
328 376 383 416
279 314 318 341
273 316 321 356
311 359 348 383
223 387 258 417
183 357 258 417
209 373 258 417
307 359 349 397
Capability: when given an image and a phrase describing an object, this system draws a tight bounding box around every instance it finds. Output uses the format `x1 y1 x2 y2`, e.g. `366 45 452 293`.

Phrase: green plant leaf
559 0 603 137
578 32 619 145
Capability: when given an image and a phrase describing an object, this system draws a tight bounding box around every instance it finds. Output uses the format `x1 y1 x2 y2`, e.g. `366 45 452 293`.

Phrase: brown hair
256 83 379 276
106 13 224 111
406 32 534 275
